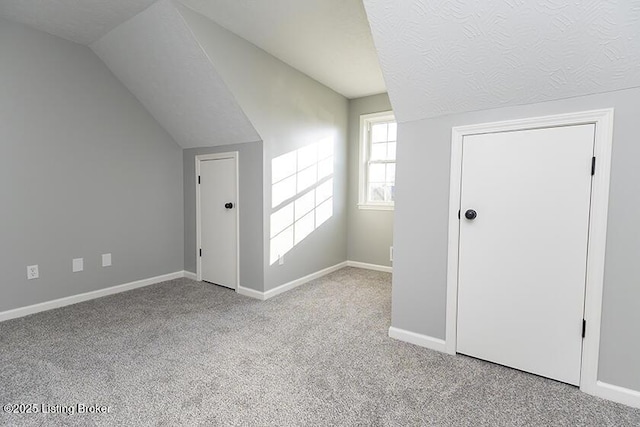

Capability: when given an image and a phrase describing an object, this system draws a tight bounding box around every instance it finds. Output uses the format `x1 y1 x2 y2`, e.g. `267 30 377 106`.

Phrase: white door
200 157 237 289
456 124 595 385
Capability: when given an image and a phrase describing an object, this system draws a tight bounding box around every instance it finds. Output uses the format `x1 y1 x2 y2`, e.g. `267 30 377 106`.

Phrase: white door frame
445 109 614 395
195 152 240 290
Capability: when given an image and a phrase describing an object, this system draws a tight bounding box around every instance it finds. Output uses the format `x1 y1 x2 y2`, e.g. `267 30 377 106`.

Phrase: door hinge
582 319 586 338
458 209 460 219
199 248 202 257
198 175 201 184
591 157 596 176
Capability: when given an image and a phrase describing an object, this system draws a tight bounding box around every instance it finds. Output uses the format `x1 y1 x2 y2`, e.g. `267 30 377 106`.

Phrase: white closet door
200 158 237 289
457 124 595 385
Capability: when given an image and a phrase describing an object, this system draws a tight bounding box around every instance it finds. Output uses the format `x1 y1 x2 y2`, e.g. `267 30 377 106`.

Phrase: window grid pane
387 142 396 161
368 163 386 183
386 164 396 184
388 122 397 141
368 184 394 203
371 123 388 143
370 143 387 161
363 115 396 206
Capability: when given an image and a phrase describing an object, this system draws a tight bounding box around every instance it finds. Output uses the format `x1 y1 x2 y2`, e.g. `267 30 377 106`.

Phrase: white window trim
358 111 396 210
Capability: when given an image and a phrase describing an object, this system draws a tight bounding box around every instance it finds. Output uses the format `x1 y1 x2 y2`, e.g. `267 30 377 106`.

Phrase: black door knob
225 202 234 209
464 209 477 220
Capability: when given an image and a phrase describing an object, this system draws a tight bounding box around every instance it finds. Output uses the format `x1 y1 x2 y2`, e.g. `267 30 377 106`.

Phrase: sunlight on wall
270 138 334 265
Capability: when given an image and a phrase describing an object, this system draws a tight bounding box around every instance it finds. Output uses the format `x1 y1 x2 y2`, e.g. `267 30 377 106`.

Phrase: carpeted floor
1 267 638 426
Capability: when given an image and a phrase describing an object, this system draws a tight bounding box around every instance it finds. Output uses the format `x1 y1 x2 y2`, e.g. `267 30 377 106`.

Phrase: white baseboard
237 285 266 300
184 271 197 281
0 271 185 322
388 326 447 352
237 261 349 301
346 260 392 273
265 261 348 299
588 381 640 409
388 327 640 409
236 260 390 301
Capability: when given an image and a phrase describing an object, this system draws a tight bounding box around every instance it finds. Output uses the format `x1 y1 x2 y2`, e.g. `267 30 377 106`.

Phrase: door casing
195 152 240 289
445 109 614 396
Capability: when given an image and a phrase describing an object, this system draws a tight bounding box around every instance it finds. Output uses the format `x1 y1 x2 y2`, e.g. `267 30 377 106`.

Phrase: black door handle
225 202 234 209
464 209 477 220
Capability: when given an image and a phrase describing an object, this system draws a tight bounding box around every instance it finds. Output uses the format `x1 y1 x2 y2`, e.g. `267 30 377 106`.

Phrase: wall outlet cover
27 265 39 280
72 258 84 273
102 253 112 267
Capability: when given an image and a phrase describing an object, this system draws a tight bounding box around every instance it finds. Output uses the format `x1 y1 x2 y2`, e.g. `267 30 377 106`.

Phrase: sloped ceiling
181 0 386 99
363 0 640 123
0 0 156 45
1 0 386 101
91 0 260 149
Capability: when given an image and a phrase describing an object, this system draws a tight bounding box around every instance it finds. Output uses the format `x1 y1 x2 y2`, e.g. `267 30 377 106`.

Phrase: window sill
358 204 395 211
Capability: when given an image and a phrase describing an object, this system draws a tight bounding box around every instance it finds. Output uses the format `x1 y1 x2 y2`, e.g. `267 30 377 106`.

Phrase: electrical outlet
390 246 394 262
72 258 84 273
102 253 112 267
278 255 284 266
27 265 39 280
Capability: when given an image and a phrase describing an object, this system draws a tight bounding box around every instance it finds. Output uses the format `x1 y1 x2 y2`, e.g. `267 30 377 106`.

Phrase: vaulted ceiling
363 0 640 123
91 0 260 149
3 0 639 134
0 0 385 100
0 0 156 45
180 0 386 99
0 0 386 148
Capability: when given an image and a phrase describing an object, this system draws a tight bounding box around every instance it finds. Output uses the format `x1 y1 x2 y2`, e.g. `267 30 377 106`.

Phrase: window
358 111 397 210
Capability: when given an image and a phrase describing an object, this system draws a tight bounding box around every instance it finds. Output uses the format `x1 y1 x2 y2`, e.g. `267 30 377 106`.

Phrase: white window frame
358 111 397 210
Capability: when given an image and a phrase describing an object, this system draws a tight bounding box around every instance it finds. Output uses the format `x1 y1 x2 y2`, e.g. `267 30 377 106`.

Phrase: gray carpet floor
1 267 639 426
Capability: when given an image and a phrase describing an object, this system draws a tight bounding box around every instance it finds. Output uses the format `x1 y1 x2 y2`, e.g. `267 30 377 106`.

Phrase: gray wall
347 93 394 267
392 86 640 392
0 19 184 311
178 5 349 291
183 142 264 291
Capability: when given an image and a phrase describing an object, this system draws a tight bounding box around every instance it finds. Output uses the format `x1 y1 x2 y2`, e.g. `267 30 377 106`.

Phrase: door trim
195 152 240 289
445 109 614 395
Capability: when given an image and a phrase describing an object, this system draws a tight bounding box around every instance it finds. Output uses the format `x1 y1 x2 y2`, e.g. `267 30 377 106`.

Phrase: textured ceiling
180 0 386 99
364 0 640 123
91 0 260 149
0 0 157 45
